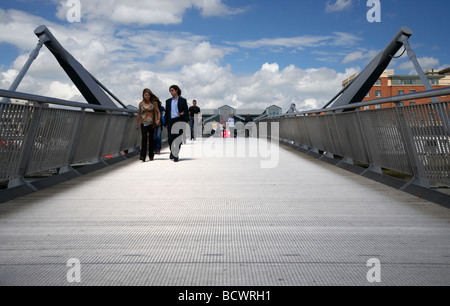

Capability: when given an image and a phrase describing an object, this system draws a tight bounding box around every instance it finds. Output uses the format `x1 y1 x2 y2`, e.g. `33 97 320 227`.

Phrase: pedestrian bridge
0 89 450 286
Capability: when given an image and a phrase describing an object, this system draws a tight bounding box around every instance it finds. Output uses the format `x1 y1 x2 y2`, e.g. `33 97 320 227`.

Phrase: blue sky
1 0 449 111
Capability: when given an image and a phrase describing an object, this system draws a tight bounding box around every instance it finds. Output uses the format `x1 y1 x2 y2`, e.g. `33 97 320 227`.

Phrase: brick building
342 68 450 109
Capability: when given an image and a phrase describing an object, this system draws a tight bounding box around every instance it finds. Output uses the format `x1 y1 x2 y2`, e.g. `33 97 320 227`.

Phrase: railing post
96 111 113 164
296 116 309 151
356 108 382 174
395 104 429 188
331 110 353 165
305 116 319 154
322 114 337 159
118 115 132 156
8 103 43 189
59 108 86 174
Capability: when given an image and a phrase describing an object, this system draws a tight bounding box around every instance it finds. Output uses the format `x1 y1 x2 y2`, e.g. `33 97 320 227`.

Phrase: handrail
0 89 136 113
270 87 450 118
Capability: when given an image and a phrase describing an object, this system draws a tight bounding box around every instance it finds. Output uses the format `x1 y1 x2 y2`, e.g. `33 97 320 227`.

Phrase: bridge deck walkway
0 138 449 286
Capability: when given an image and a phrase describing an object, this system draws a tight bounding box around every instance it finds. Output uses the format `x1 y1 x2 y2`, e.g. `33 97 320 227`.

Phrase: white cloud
193 0 248 17
326 0 353 13
343 51 365 63
234 32 361 50
235 35 331 50
160 41 229 68
0 7 359 113
398 57 440 74
218 64 359 112
332 32 363 47
343 50 378 64
54 0 246 25
261 63 280 73
304 99 321 110
437 64 450 70
0 69 19 88
0 9 50 51
96 60 359 113
47 81 82 101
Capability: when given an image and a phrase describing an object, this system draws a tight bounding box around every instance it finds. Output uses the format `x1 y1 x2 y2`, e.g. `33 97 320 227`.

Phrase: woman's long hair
142 88 160 103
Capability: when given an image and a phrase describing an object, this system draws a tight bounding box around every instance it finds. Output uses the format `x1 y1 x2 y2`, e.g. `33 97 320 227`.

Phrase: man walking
188 100 201 140
165 85 189 163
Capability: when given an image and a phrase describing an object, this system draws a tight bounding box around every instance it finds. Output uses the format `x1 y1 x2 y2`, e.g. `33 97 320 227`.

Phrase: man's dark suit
165 97 189 159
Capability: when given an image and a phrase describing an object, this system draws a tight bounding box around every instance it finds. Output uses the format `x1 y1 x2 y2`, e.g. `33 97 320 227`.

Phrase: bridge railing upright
259 87 450 188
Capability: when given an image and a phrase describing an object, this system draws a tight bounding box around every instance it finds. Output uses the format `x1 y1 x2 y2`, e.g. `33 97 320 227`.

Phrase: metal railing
260 87 450 188
0 89 167 189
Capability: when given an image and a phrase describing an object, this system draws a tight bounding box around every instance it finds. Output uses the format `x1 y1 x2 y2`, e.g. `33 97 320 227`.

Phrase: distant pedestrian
188 100 201 140
165 85 189 163
211 120 218 136
228 114 237 138
228 114 235 128
287 103 298 114
136 88 161 162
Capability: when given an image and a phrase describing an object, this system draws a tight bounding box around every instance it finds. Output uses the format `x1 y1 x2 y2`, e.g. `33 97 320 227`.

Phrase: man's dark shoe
174 158 179 163
170 154 174 160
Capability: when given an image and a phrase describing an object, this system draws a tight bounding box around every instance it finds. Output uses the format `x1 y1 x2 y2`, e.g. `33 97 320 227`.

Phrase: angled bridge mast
324 27 438 110
34 25 126 109
3 25 127 109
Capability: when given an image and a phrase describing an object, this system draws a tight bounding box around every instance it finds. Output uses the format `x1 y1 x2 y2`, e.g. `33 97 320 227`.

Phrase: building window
392 78 440 86
375 79 382 86
392 78 421 85
366 92 370 98
410 90 416 94
430 78 439 85
375 90 382 97
398 90 405 95
375 104 381 109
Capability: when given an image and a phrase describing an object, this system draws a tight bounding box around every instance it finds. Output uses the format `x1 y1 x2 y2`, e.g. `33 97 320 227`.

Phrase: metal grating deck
0 138 449 286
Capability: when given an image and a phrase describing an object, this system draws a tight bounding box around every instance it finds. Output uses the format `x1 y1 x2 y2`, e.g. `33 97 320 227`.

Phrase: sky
0 0 449 112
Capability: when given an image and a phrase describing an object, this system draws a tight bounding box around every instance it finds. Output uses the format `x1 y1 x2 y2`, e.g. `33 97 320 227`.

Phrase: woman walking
136 88 161 162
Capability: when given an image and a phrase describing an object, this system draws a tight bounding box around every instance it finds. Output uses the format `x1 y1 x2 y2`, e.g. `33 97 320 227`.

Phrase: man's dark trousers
190 118 197 140
169 117 187 158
